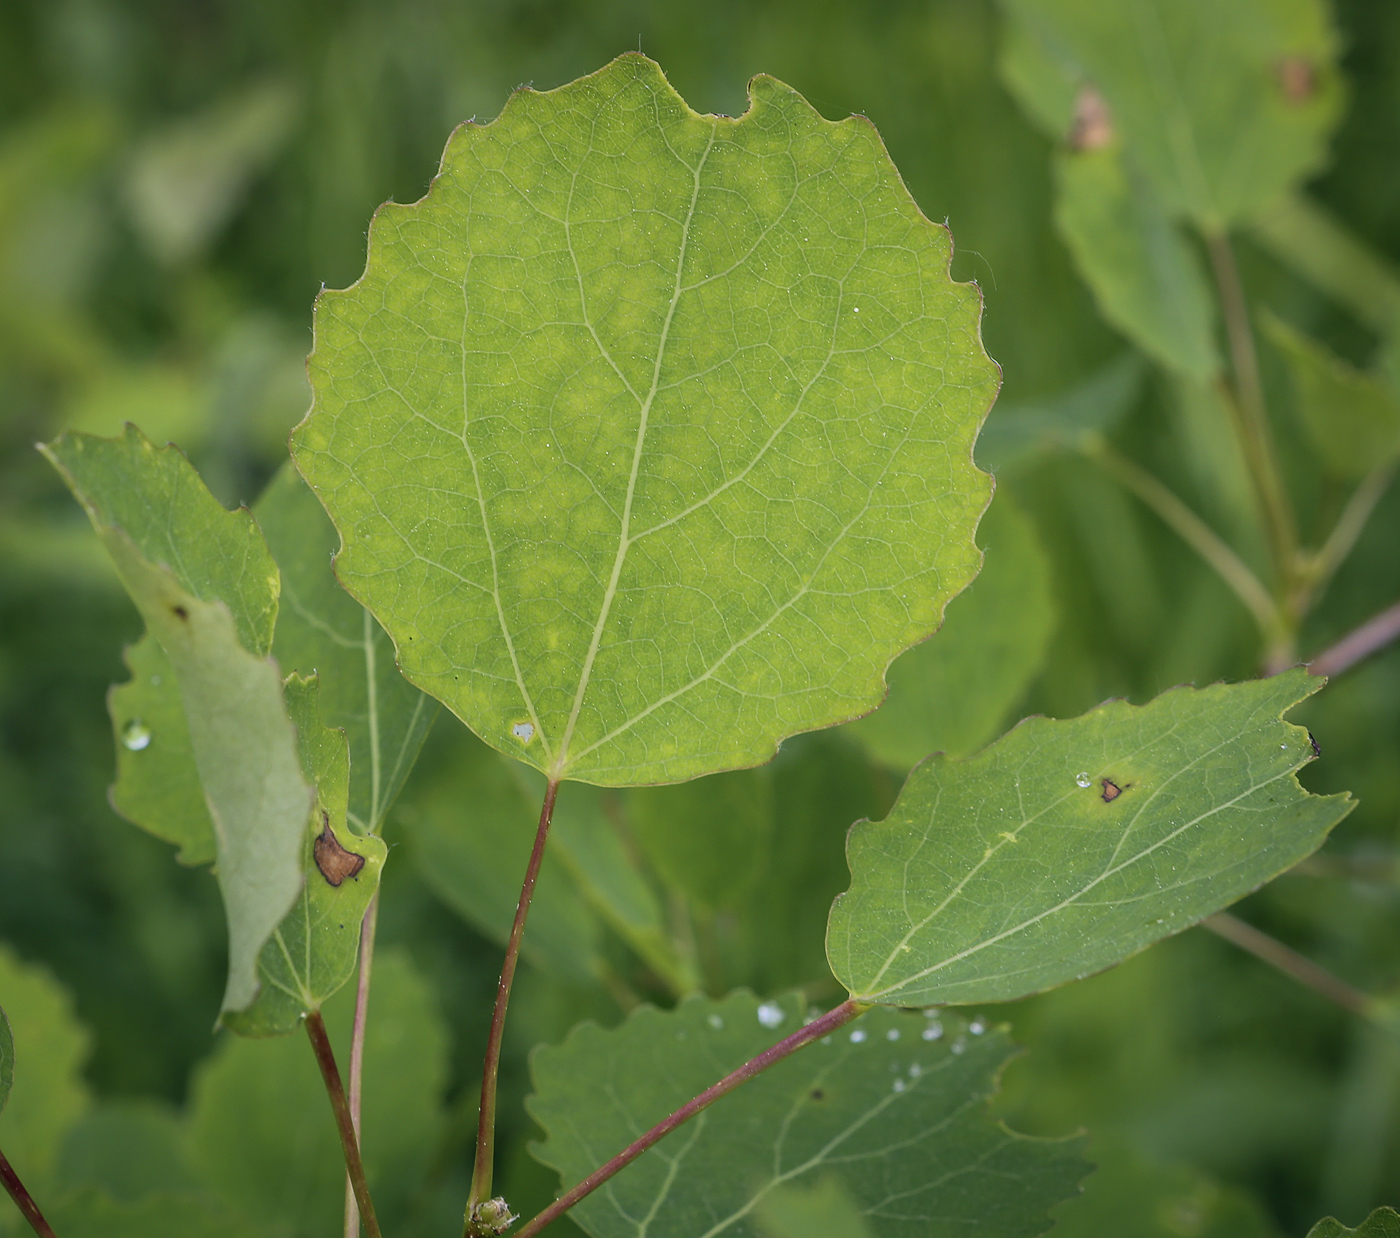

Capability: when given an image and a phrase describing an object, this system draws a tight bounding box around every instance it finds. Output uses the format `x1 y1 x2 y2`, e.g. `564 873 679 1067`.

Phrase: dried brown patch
1101 779 1123 803
314 816 366 887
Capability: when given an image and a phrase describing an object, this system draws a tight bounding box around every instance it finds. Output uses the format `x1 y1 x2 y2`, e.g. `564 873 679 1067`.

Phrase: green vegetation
2 2 1400 1236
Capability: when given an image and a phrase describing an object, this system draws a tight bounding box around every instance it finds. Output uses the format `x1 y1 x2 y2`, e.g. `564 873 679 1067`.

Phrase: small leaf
255 464 437 832
221 676 386 1037
1263 314 1400 477
0 1008 11 1119
844 493 1055 769
107 634 216 866
828 670 1353 1007
1308 1210 1400 1238
41 427 310 1015
1053 146 1219 379
293 53 996 785
1000 0 1342 230
528 992 1087 1238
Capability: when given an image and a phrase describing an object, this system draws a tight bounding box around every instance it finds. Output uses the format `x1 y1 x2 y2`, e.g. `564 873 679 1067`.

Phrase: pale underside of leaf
828 670 1352 1007
294 52 996 785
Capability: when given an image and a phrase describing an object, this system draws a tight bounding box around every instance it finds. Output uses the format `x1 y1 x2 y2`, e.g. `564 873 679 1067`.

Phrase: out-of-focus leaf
1308 1210 1400 1238
1263 314 1400 477
107 634 214 866
293 53 995 785
1054 148 1219 379
122 81 298 266
222 676 386 1037
186 949 446 1235
627 767 775 911
57 1103 197 1202
0 947 90 1228
528 993 1087 1238
41 426 309 1015
828 671 1352 1007
46 1192 261 1238
759 1178 874 1238
1250 195 1400 336
402 735 602 982
1050 1145 1281 1238
975 354 1145 474
844 493 1055 769
999 0 1343 231
0 1010 10 1120
255 464 436 833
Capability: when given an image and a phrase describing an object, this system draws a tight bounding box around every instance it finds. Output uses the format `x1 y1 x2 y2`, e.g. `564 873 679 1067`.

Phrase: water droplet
921 1021 944 1042
886 1028 900 1041
149 675 162 687
1075 772 1092 788
969 1016 987 1035
909 1063 923 1079
951 1036 967 1055
892 1078 906 1093
820 1036 832 1045
511 721 535 743
707 1014 724 1030
756 1002 784 1029
853 306 860 313
849 1029 867 1043
122 721 152 752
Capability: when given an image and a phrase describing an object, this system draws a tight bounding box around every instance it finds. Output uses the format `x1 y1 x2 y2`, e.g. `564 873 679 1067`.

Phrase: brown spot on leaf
1276 56 1317 103
1068 85 1114 151
314 819 366 887
172 605 189 620
810 1088 825 1101
1101 779 1123 803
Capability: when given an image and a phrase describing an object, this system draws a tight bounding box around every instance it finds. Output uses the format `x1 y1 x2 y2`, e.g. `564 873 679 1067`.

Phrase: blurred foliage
0 0 1398 1235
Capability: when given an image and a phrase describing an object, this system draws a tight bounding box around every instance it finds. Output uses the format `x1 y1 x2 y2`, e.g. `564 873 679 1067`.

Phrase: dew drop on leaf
922 1021 944 1042
849 1029 868 1043
886 1028 900 1041
1075 772 1092 788
969 1016 987 1035
892 1078 906 1092
756 1001 784 1029
706 1014 724 1030
122 720 152 751
951 1036 968 1055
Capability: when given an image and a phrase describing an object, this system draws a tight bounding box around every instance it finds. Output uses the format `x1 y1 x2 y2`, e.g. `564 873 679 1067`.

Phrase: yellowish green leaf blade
528 993 1086 1238
255 464 437 832
41 428 310 1015
106 634 216 866
844 493 1055 768
293 53 995 785
222 675 386 1037
758 1178 874 1238
828 670 1353 1007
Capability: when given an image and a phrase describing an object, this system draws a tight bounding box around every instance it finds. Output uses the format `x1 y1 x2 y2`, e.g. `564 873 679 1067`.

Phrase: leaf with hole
828 670 1352 1007
528 991 1087 1238
292 52 996 785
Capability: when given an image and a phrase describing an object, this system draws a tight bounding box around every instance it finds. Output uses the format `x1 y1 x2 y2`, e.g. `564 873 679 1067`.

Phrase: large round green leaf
294 54 995 785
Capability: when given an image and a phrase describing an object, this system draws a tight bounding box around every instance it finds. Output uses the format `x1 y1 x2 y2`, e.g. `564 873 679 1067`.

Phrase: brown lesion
1101 778 1125 803
171 604 189 620
314 811 366 886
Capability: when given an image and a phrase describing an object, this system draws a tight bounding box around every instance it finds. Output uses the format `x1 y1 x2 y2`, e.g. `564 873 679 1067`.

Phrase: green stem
1205 231 1298 584
1084 437 1281 642
305 1011 383 1238
1203 912 1378 1020
512 999 865 1238
465 779 560 1234
0 1147 57 1238
1297 464 1396 614
344 893 380 1238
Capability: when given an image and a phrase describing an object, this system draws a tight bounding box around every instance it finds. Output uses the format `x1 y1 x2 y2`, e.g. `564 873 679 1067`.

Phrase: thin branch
344 893 380 1238
1309 599 1400 679
305 1011 383 1238
1299 463 1397 612
0 1147 57 1238
465 779 561 1231
1205 231 1298 577
1203 912 1375 1020
513 999 865 1238
1083 436 1280 638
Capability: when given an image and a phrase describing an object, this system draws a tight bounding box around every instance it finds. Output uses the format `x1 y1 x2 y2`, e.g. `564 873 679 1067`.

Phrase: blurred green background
1 1 1399 1234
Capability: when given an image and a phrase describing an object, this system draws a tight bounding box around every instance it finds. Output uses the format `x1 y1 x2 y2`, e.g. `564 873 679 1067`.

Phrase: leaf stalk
512 998 865 1238
344 893 380 1238
465 779 561 1232
0 1147 57 1238
305 1010 383 1238
1309 599 1400 680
